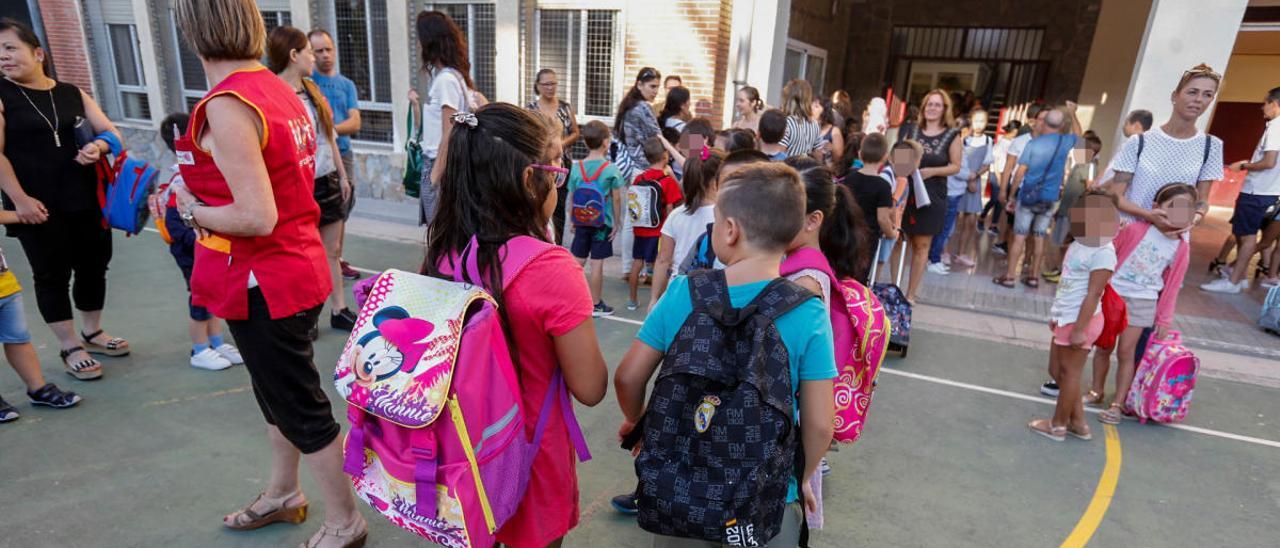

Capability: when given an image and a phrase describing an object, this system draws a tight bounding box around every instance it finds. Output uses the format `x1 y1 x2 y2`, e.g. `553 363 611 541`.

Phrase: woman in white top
779 79 822 158
1105 64 1224 231
410 10 484 226
266 26 355 329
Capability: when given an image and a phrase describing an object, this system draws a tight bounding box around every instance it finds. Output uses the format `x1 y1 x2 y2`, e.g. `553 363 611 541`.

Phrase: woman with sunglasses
528 68 580 245
424 103 608 547
1106 64 1224 234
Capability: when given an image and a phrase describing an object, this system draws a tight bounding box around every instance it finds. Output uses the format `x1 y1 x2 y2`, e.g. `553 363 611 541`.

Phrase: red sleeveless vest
176 67 330 320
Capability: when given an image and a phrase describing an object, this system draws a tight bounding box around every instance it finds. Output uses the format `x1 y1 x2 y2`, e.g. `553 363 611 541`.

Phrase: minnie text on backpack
1124 330 1199 424
781 248 890 444
336 237 590 548
628 172 665 229
634 270 814 546
571 161 610 228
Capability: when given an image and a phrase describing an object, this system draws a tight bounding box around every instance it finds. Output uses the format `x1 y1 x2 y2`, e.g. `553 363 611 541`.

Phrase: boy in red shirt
627 137 684 310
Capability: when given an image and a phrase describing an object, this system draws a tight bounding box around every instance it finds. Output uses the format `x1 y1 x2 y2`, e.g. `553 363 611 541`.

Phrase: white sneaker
215 343 244 365
1200 277 1245 294
191 347 234 371
927 262 950 275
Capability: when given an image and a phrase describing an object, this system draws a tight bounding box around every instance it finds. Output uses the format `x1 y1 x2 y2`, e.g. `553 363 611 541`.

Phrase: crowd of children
0 22 1247 544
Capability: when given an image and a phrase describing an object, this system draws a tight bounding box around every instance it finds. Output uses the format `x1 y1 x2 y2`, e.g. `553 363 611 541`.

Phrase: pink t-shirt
494 247 594 547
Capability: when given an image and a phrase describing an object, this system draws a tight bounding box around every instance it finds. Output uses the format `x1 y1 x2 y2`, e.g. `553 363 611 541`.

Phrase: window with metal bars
106 24 150 121
261 10 293 32
530 9 618 118
425 3 496 101
170 11 207 112
334 0 394 143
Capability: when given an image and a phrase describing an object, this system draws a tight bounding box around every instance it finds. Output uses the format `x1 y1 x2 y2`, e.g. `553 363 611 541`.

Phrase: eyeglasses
538 81 558 88
532 163 569 187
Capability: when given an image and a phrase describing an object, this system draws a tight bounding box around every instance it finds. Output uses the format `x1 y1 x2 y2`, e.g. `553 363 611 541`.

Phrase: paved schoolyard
1 230 1277 547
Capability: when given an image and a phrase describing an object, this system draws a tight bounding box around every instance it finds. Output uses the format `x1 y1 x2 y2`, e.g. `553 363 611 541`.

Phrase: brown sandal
81 330 130 357
298 517 368 548
992 275 1017 288
224 491 309 531
60 347 102 381
1022 276 1040 289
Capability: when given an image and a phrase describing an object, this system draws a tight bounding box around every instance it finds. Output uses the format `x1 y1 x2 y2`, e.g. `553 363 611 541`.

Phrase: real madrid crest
694 395 721 433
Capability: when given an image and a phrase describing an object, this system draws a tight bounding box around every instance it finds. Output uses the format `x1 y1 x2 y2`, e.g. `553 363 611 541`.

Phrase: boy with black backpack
615 163 836 547
570 121 626 316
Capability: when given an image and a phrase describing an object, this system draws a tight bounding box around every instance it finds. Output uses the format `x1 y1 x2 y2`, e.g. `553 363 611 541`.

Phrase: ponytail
783 156 870 280
682 148 725 213
301 78 335 139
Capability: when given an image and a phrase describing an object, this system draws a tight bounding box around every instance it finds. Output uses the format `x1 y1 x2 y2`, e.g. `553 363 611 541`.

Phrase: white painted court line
596 315 1280 450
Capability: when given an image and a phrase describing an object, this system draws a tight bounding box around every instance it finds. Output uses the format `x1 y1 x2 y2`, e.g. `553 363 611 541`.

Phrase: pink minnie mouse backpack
781 248 891 444
1125 330 1199 424
335 236 590 547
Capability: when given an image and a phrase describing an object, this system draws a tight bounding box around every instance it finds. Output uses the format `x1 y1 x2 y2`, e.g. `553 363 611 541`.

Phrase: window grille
106 24 150 121
335 0 393 142
531 9 618 119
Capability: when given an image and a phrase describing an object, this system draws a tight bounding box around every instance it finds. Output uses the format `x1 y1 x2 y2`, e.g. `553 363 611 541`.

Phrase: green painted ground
1 231 1277 547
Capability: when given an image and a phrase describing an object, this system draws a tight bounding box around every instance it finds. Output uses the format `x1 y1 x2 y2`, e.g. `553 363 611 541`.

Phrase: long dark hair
266 26 334 138
614 67 660 142
0 18 51 76
424 103 554 308
658 86 690 129
417 10 474 89
682 148 725 215
784 156 870 280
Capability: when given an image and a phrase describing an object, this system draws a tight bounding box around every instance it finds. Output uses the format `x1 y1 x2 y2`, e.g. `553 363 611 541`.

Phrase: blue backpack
93 132 159 236
678 222 717 274
571 161 610 228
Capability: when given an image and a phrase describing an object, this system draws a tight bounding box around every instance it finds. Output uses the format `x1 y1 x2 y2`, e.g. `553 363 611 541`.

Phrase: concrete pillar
290 0 312 33
493 0 520 104
1076 0 1247 164
731 0 791 108
387 0 410 150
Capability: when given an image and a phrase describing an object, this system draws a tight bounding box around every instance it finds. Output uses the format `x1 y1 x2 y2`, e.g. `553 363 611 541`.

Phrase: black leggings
15 210 112 323
227 288 338 454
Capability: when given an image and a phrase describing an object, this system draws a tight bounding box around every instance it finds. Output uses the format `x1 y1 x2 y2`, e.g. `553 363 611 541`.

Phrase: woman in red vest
171 1 365 547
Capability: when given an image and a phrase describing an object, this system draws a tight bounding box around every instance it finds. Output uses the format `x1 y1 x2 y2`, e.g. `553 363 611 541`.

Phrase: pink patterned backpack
781 248 891 443
1125 330 1199 424
335 236 590 547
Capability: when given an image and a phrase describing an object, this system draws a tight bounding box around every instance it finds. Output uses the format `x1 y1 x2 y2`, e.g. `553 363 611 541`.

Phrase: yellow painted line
1061 424 1122 547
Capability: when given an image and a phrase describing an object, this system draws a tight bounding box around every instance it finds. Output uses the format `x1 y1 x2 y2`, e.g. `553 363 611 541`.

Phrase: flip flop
1028 419 1066 442
992 276 1016 288
1066 425 1094 441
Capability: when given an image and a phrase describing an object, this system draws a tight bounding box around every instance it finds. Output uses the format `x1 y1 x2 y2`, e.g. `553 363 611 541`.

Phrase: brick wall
37 0 94 96
621 0 733 127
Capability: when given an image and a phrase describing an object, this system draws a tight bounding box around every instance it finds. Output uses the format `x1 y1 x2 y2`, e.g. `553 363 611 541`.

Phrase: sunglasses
532 163 569 187
638 68 658 81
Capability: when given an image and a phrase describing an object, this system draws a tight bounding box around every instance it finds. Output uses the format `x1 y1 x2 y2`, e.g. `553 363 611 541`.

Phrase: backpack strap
780 247 837 282
529 368 592 463
751 278 819 324
1199 134 1212 181
687 269 735 320
580 161 610 184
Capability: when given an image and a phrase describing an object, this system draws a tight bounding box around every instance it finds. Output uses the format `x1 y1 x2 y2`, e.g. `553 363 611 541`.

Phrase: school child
627 137 684 310
568 120 627 317
423 103 609 546
615 163 836 546
1044 133 1104 283
1092 184 1194 424
1030 190 1119 441
845 134 898 282
881 140 923 284
759 109 790 161
644 149 732 312
0 210 82 422
149 113 243 371
780 156 870 528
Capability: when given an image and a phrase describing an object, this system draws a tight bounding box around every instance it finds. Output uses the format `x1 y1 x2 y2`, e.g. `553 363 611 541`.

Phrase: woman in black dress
0 19 126 380
899 89 962 302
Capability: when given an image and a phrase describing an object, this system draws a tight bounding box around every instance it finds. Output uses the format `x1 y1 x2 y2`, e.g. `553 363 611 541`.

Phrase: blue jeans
929 195 963 264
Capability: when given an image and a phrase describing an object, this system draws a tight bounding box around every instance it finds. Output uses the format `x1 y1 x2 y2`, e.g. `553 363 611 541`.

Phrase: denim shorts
1014 201 1056 237
0 293 32 344
571 226 613 260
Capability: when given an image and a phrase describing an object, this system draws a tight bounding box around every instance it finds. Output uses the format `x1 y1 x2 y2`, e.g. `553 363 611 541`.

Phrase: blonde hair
1175 63 1221 93
917 89 956 129
781 79 814 120
175 0 266 61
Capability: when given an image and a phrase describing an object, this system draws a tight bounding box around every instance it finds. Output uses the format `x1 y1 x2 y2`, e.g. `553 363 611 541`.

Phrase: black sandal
60 346 103 381
81 329 130 357
0 396 18 423
1023 277 1040 289
27 383 82 409
992 275 1017 288
1208 258 1225 275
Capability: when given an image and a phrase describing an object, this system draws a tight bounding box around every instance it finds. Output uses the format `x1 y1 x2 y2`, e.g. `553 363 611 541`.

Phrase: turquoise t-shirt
637 275 837 503
567 158 626 229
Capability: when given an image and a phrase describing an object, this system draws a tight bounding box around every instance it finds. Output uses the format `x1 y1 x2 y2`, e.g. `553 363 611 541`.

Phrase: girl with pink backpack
779 157 887 529
1096 184 1195 425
